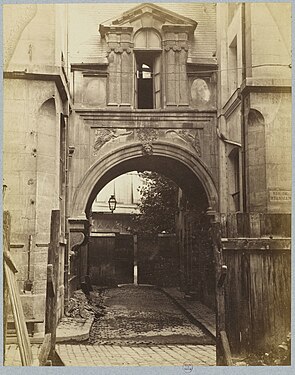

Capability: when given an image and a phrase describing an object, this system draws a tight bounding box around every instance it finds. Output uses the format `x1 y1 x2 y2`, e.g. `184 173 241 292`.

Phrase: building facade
3 2 291 356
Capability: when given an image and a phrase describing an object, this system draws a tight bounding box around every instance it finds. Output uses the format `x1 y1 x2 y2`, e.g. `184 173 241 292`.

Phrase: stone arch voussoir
70 141 218 218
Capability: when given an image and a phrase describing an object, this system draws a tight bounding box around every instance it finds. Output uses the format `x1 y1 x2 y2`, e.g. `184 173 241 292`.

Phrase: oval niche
191 78 211 103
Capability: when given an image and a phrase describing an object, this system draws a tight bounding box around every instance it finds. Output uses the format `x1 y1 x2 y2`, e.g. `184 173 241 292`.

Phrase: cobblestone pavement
5 343 216 366
88 285 215 346
4 285 217 366
56 344 216 366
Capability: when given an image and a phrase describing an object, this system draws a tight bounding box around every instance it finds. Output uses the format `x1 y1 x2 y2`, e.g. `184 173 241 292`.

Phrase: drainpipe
216 122 242 148
241 2 247 213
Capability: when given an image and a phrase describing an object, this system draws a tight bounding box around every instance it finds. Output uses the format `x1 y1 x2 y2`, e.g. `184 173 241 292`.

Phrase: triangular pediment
100 3 197 36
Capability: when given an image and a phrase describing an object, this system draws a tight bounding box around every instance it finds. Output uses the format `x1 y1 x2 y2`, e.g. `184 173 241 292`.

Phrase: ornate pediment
99 3 197 37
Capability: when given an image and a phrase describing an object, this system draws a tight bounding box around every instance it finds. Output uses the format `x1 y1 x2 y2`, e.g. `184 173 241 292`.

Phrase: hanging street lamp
108 194 117 213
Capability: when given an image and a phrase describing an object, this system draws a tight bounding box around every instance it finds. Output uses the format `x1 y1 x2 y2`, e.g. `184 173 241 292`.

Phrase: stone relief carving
136 128 158 155
93 128 133 155
166 129 202 157
191 78 211 103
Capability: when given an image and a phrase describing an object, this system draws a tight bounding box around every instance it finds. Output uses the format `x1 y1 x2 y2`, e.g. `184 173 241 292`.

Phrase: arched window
134 29 162 109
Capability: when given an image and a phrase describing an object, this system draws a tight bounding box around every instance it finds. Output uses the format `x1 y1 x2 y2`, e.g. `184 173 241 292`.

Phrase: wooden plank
211 219 232 365
38 333 52 366
220 330 233 366
5 263 33 365
3 211 10 357
45 210 60 359
4 211 33 366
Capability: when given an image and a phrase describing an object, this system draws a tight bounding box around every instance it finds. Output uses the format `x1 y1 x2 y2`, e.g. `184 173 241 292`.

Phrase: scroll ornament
93 128 133 155
166 129 202 157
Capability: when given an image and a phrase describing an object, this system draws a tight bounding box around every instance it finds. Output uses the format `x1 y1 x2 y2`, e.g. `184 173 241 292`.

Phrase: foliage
131 171 178 234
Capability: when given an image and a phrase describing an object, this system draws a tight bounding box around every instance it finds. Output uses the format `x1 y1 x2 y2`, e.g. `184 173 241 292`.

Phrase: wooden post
211 219 232 366
45 210 60 360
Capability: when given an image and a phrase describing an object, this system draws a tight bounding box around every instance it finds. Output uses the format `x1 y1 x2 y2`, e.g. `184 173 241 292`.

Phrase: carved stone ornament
164 44 188 52
166 129 202 157
93 128 133 155
107 46 132 55
136 128 158 155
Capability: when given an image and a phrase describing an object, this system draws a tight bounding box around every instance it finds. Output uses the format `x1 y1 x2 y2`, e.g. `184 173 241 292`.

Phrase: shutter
154 54 161 109
134 57 138 109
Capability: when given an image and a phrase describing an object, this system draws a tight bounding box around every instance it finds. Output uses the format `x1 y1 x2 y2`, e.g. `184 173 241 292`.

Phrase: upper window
134 29 162 109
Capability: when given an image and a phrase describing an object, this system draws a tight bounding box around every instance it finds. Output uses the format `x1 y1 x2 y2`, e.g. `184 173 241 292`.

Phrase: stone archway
70 141 218 220
68 140 219 297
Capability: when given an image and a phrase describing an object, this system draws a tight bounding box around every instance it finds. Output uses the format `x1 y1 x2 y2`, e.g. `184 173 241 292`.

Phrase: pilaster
162 25 190 107
106 27 133 107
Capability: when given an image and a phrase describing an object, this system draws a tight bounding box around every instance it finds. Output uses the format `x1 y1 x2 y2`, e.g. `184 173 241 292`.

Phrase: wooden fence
223 239 291 354
221 213 291 238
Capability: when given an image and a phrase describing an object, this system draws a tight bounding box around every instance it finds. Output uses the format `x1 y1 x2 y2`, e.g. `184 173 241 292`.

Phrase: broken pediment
99 3 197 37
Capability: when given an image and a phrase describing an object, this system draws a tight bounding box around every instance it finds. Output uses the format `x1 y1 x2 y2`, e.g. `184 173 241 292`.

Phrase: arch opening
70 146 218 311
86 155 210 218
71 142 218 219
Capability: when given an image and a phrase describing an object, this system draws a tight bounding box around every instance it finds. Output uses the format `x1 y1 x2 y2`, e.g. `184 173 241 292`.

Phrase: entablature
74 108 216 129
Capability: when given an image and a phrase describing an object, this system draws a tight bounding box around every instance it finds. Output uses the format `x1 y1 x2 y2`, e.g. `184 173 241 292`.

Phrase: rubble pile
234 332 291 366
65 287 106 320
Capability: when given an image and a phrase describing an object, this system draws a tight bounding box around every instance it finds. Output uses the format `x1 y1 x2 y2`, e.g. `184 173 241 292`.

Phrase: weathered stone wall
3 4 69 327
3 78 64 325
248 3 291 80
69 110 218 217
216 3 291 216
246 92 291 213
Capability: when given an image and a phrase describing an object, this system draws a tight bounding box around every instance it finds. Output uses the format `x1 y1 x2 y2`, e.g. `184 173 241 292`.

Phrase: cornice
4 68 71 104
240 78 291 95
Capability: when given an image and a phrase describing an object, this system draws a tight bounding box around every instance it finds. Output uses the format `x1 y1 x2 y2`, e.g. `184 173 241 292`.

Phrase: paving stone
55 344 216 366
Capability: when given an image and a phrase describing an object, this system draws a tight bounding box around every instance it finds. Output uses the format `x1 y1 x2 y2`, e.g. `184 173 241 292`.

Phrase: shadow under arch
71 141 218 219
